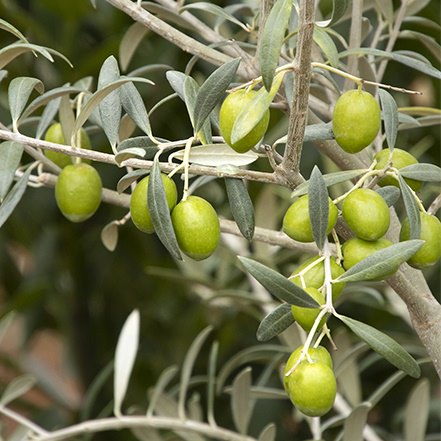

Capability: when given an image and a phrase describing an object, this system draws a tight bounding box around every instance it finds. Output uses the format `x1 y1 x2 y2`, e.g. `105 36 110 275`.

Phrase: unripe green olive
290 255 346 301
130 174 178 234
172 195 220 260
400 212 441 269
283 345 332 391
283 195 338 243
342 188 390 241
55 163 102 222
44 122 91 168
291 287 326 333
286 360 337 417
374 148 422 191
219 89 270 153
332 89 381 153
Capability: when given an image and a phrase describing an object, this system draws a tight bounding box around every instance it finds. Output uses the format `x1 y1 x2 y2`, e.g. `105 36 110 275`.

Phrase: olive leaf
379 89 398 150
258 423 277 441
256 303 294 342
316 0 349 27
313 27 339 67
119 22 148 72
146 365 179 417
337 240 424 282
117 136 160 159
0 374 36 406
101 221 119 252
238 257 319 307
148 159 182 261
258 0 292 91
308 166 329 250
0 141 24 201
225 178 255 241
338 315 421 378
193 57 241 132
231 367 252 434
376 185 401 207
398 175 421 240
117 169 149 194
399 163 441 182
342 402 372 441
404 378 430 441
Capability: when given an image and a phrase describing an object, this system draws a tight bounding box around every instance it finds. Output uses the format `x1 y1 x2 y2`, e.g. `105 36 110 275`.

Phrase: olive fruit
283 195 338 243
284 345 332 390
172 195 220 260
285 360 337 417
400 212 441 269
291 287 326 333
342 188 390 241
290 255 345 301
332 89 381 153
130 174 178 234
55 163 102 222
219 89 270 153
44 122 91 168
374 148 422 191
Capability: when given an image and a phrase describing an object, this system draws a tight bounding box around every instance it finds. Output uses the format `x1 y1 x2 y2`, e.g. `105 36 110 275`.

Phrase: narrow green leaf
225 178 255 241
259 0 292 91
178 326 213 419
113 309 140 417
193 58 241 132
8 77 44 130
376 186 401 207
373 0 394 24
238 257 319 307
308 166 329 250
166 70 186 99
379 89 398 150
337 240 424 282
342 402 372 441
316 0 349 27
59 94 75 145
115 147 149 165
231 72 283 144
339 48 441 80
98 56 122 149
207 341 219 426
0 375 36 406
338 315 421 378
0 312 15 344
0 142 24 201
258 423 276 441
257 303 294 342
173 144 258 167
291 169 366 197
398 175 421 240
101 221 119 252
119 22 149 72
313 27 339 67
117 169 149 194
120 82 154 140
0 166 32 229
400 30 441 61
0 18 29 42
231 367 252 434
148 159 182 260
404 378 430 441
117 136 162 156
146 365 179 417
399 163 441 182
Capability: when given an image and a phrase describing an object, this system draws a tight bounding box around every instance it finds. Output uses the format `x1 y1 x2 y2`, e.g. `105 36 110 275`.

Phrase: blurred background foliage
0 0 439 440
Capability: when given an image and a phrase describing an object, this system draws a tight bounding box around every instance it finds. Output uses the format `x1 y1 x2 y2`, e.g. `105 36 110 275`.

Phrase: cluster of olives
130 174 220 261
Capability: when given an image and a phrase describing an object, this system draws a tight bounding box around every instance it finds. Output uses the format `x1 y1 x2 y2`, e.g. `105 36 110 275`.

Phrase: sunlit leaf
258 0 292 91
258 423 276 441
231 367 252 434
404 378 430 441
225 178 255 241
257 303 294 342
148 159 182 260
338 315 421 378
337 240 424 282
0 142 24 201
238 257 319 307
379 90 398 150
101 221 119 252
308 166 329 250
119 22 149 72
0 18 29 42
398 176 421 240
193 58 240 132
0 375 36 406
113 309 140 417
342 402 372 441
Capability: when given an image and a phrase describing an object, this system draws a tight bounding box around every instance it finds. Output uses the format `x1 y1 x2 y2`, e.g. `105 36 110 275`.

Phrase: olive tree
0 0 440 440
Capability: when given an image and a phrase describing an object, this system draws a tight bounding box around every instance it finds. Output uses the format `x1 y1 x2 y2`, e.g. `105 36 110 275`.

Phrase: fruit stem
182 136 195 202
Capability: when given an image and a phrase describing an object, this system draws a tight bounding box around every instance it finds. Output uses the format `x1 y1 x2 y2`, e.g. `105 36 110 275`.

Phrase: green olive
291 287 327 333
285 360 337 417
130 174 178 234
400 212 441 269
290 255 346 301
219 89 270 153
55 163 102 222
44 122 91 168
172 195 220 260
283 195 338 243
332 89 381 153
342 188 390 241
